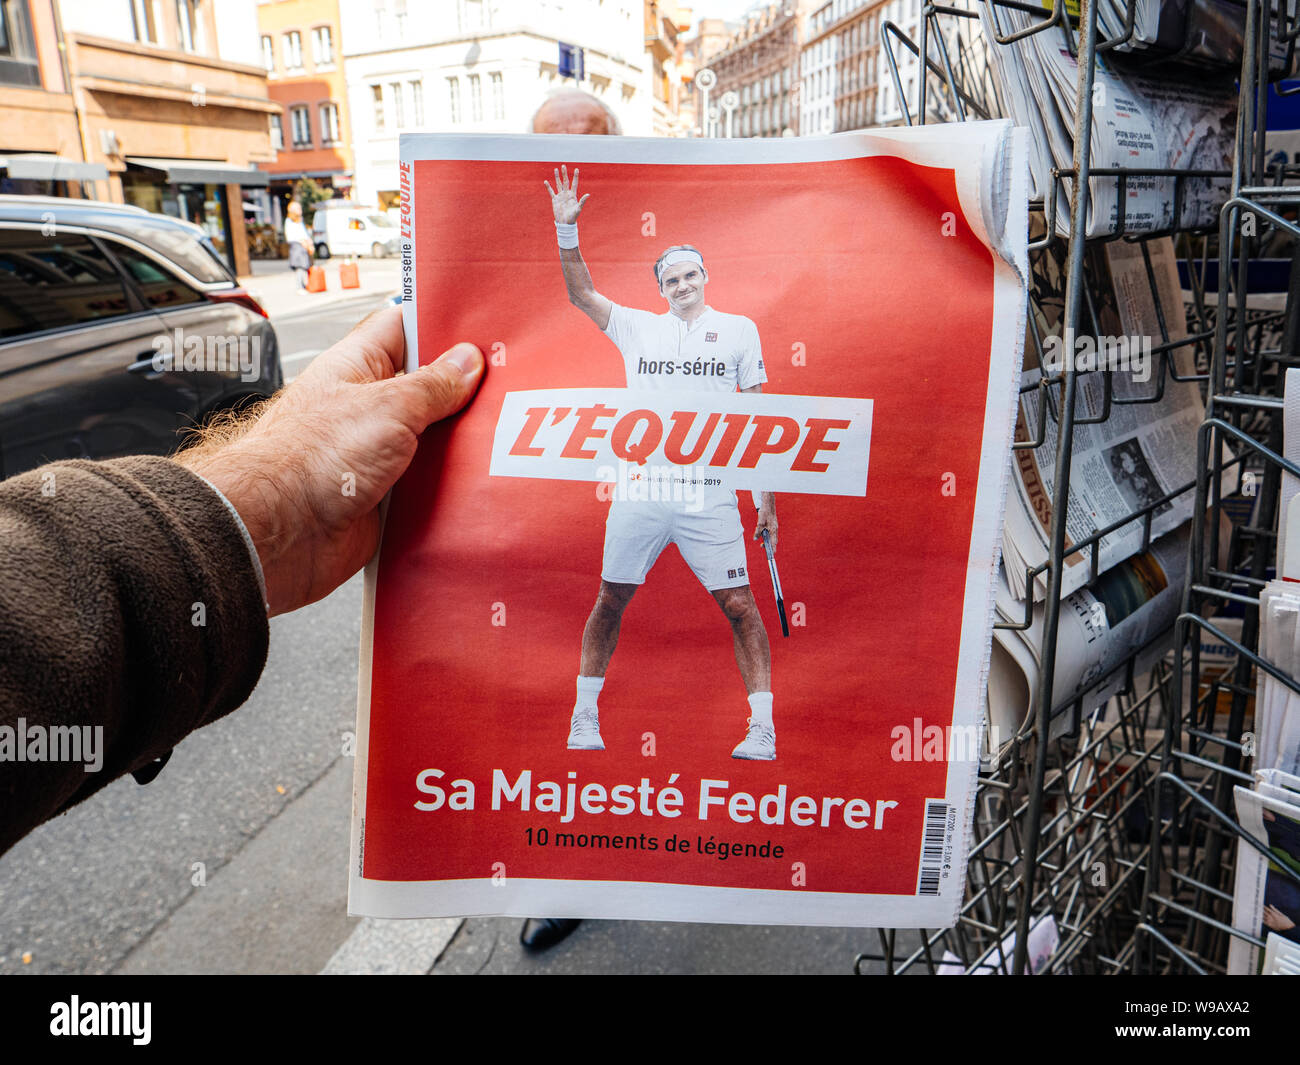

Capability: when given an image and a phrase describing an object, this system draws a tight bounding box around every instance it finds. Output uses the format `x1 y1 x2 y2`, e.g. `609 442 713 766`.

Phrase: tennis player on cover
545 165 779 760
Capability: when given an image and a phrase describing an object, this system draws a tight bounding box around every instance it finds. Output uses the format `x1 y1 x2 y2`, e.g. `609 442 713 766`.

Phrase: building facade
53 0 276 275
679 15 730 136
802 0 931 134
645 0 692 137
800 0 838 136
257 0 355 235
340 0 652 209
0 0 105 196
703 1 807 139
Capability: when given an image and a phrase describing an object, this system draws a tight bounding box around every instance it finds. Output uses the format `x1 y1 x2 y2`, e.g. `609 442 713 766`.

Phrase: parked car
311 201 400 259
0 195 282 479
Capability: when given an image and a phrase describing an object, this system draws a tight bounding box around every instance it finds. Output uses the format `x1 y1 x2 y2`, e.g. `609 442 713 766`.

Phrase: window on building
460 0 484 30
372 84 385 130
390 82 405 127
410 79 425 125
270 113 284 151
447 77 461 123
176 0 202 53
311 25 333 65
283 31 303 71
490 72 504 119
394 0 407 32
0 2 40 86
132 0 161 44
260 34 274 71
290 105 312 147
319 102 341 144
468 73 482 121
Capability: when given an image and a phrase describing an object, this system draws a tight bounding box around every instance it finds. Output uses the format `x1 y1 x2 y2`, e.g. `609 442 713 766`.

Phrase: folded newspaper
1003 236 1218 603
1229 780 1300 974
347 124 1029 927
980 4 1236 237
989 525 1187 743
1100 0 1295 68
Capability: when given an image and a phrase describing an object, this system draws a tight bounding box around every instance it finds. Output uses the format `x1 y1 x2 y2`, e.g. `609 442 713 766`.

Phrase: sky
690 0 770 27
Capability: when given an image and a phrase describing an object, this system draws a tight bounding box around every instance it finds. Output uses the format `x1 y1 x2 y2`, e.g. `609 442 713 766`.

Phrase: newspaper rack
851 0 1300 974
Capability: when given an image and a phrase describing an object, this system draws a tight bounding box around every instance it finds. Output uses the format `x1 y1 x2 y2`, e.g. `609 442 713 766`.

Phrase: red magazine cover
350 125 1027 927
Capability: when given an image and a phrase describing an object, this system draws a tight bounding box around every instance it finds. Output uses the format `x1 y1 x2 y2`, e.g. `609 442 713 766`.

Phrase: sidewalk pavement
240 258 402 320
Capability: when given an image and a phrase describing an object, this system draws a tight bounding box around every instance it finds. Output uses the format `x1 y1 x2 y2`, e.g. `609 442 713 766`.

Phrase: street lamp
721 90 738 138
695 67 716 137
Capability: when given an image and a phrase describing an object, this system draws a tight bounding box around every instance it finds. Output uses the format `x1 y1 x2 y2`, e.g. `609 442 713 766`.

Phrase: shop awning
0 153 109 181
126 156 269 187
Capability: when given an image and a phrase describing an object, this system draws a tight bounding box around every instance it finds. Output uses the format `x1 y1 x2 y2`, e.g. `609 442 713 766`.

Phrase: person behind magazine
285 200 314 293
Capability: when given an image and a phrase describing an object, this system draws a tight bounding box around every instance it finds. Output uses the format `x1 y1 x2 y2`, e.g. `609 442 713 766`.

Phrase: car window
121 215 232 284
0 230 134 340
104 240 203 309
368 214 393 228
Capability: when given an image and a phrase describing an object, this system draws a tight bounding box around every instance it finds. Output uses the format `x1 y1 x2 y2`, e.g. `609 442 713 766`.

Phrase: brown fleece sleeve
0 456 270 855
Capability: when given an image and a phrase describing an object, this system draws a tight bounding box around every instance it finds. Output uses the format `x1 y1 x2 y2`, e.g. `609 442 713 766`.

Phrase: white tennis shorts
602 497 750 591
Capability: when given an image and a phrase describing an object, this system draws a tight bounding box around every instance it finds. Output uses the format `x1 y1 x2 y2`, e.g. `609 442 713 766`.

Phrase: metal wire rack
857 0 1300 975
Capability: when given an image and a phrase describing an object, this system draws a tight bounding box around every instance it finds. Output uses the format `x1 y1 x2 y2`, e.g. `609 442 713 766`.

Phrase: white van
311 202 400 259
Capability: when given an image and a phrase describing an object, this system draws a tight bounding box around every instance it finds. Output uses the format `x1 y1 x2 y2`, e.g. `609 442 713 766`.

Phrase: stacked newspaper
986 234 1237 736
1228 771 1300 973
1256 582 1300 777
989 526 1188 744
1100 0 1295 68
1263 931 1300 973
1002 236 1216 603
979 4 1236 237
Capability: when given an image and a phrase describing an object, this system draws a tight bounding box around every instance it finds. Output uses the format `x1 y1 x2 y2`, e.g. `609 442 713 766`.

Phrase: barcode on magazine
918 799 954 896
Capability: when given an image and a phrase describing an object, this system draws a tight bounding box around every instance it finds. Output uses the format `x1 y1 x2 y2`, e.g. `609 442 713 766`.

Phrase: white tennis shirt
603 303 766 392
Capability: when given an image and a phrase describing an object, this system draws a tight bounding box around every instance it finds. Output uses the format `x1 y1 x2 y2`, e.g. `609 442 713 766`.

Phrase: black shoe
519 918 582 951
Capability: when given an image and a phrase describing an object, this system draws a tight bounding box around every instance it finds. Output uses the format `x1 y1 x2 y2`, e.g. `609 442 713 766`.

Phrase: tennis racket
760 528 789 637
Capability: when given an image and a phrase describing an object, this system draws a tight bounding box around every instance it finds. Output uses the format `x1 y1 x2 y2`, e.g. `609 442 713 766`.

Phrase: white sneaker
731 718 776 760
567 708 605 750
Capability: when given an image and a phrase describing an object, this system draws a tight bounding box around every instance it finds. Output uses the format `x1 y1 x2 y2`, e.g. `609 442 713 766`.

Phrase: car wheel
315 242 330 259
371 242 387 259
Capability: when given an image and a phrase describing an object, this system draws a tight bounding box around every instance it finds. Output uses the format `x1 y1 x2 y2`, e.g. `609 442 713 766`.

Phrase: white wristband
555 221 579 249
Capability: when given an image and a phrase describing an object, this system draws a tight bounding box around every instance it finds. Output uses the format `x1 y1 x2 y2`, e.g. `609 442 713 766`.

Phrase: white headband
656 248 704 282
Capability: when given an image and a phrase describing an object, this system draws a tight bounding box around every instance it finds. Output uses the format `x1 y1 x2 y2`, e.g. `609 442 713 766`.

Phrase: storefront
121 158 269 276
0 153 108 198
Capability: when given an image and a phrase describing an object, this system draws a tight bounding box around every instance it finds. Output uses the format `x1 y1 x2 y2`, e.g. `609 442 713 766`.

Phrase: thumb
388 342 485 433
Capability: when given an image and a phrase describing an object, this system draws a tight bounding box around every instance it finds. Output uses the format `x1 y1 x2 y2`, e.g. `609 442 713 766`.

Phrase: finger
572 168 579 196
388 342 485 434
577 193 590 211
302 304 406 384
561 163 569 188
544 180 555 197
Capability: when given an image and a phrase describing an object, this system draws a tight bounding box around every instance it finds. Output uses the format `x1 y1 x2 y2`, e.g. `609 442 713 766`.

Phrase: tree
292 176 331 226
